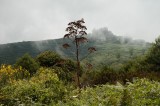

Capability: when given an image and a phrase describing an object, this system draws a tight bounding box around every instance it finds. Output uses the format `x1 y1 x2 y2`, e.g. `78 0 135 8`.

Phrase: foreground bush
0 65 29 87
59 78 160 106
63 83 123 106
125 78 160 106
1 72 160 106
0 68 67 105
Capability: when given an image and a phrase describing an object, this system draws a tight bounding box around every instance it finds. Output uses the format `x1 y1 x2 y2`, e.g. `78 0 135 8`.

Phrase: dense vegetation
0 28 150 69
0 28 160 105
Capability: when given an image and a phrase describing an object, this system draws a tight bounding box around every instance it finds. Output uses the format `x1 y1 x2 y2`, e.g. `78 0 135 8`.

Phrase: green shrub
57 78 160 106
125 78 160 106
0 68 67 105
145 36 160 72
59 83 124 106
36 51 61 67
51 59 77 83
51 66 73 84
84 66 120 86
85 64 160 86
56 59 77 72
15 53 39 75
1 76 160 105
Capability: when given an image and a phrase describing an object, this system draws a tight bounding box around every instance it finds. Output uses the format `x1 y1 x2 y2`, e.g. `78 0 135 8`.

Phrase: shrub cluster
59 78 160 106
0 68 67 105
0 65 29 87
83 66 160 86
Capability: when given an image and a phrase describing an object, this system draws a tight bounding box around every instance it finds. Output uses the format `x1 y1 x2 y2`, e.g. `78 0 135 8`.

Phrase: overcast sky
0 0 160 44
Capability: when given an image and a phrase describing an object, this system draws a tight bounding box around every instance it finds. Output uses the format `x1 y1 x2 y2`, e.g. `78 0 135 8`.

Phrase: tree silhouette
63 18 96 90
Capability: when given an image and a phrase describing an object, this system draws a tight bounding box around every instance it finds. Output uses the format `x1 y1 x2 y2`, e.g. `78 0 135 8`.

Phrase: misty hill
0 27 150 68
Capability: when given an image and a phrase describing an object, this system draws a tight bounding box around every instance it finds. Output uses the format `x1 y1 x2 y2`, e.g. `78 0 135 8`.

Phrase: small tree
63 18 96 89
145 36 160 71
15 53 39 75
36 51 61 67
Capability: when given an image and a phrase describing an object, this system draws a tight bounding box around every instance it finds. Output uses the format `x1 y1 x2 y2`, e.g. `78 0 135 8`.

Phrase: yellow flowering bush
0 68 67 105
0 64 30 86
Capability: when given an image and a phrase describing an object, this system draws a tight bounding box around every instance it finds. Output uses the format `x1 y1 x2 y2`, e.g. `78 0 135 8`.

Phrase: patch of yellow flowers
31 67 59 84
0 64 30 84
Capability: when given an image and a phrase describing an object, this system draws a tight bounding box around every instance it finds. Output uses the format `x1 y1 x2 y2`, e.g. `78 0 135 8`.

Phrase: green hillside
0 28 150 67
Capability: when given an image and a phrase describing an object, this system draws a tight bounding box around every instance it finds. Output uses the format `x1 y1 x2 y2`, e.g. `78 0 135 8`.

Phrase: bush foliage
58 78 160 106
36 51 61 67
15 53 39 75
0 65 29 87
0 68 67 105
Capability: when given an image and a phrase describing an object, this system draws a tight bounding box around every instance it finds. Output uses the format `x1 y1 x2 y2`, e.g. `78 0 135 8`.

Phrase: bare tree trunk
75 37 81 92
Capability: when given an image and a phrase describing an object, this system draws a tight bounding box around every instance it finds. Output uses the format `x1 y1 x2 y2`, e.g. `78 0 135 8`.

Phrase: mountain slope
0 27 151 67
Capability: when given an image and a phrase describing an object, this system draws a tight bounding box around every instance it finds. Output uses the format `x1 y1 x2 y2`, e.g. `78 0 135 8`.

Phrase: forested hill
0 27 151 66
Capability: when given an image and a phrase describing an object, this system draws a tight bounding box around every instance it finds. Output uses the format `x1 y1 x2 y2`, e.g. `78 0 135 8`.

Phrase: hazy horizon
0 0 160 44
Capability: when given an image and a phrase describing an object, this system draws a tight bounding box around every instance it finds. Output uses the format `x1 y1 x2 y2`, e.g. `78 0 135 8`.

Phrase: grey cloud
0 0 160 44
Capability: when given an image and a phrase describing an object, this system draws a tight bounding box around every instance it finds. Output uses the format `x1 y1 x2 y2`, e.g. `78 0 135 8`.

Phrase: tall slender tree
63 18 96 90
